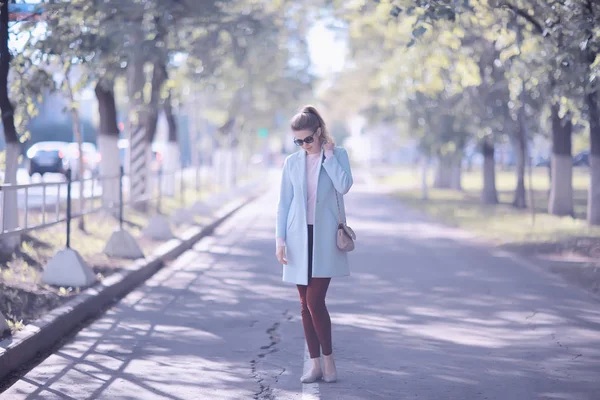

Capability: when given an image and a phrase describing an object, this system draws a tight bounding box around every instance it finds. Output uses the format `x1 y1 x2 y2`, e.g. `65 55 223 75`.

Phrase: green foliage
9 54 55 144
326 0 600 161
185 0 314 149
3 0 315 158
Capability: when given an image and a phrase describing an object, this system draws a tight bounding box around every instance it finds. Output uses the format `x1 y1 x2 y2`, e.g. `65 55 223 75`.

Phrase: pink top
305 152 321 225
277 149 333 248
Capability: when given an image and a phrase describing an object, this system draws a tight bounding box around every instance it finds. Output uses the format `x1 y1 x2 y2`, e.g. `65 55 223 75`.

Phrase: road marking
302 344 320 400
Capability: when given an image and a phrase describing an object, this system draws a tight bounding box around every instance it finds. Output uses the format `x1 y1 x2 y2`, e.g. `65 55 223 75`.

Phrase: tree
0 1 51 252
382 0 600 222
187 0 314 164
8 0 317 217
338 1 487 190
61 60 87 230
0 0 19 254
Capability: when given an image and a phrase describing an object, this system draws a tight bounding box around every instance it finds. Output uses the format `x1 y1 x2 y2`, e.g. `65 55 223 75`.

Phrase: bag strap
335 190 346 225
322 152 347 225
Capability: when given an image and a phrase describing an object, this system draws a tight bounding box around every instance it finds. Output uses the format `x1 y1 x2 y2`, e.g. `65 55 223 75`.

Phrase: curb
0 188 263 384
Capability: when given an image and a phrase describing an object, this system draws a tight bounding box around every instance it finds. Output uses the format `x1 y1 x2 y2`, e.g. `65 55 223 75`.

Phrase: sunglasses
293 130 317 146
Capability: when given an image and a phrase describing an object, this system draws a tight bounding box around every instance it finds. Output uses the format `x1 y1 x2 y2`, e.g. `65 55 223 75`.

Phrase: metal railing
0 164 218 246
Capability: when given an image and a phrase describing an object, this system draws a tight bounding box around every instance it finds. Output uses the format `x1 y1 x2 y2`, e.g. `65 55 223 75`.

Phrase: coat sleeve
322 147 353 194
276 157 293 245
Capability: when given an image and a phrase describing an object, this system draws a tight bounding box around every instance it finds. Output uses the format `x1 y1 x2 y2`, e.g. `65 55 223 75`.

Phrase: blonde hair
290 105 333 144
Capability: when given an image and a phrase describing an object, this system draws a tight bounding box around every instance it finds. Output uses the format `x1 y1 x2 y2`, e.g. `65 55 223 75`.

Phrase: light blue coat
276 146 353 285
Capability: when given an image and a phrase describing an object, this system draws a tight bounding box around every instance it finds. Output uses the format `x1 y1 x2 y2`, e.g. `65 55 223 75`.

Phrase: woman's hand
276 246 288 265
323 141 335 153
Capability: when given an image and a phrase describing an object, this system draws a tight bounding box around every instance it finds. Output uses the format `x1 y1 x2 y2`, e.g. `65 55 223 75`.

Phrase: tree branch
503 2 545 36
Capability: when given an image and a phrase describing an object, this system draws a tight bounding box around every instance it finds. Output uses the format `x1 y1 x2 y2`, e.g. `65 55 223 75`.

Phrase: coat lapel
300 150 307 214
312 147 325 230
315 147 324 204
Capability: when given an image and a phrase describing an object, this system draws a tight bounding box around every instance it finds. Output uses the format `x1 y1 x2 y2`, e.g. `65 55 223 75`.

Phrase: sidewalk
2 170 600 399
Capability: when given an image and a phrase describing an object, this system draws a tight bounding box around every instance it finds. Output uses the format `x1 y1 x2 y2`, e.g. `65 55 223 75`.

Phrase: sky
307 19 348 78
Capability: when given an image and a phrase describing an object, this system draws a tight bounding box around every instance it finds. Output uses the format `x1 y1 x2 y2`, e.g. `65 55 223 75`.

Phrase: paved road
2 171 600 399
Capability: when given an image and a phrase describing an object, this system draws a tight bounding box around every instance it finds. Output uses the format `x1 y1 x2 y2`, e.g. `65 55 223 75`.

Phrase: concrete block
103 229 145 259
190 200 213 216
142 215 174 241
42 248 96 288
171 208 196 226
206 193 226 208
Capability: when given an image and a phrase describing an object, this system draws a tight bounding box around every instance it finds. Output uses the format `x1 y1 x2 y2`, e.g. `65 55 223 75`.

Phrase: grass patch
386 166 600 245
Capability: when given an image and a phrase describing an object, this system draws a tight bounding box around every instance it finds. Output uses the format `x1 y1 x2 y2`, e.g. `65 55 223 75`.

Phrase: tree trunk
186 93 201 190
188 93 199 168
1 143 20 253
95 79 121 213
163 91 179 196
143 62 167 197
64 64 85 231
512 108 527 209
548 103 574 216
587 90 600 225
71 108 86 231
0 1 20 253
434 152 462 190
216 117 236 189
481 138 499 204
450 157 462 190
421 155 429 200
434 154 453 189
126 35 149 212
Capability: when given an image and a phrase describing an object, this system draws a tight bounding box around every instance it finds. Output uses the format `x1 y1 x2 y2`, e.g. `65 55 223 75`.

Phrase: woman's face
293 129 321 154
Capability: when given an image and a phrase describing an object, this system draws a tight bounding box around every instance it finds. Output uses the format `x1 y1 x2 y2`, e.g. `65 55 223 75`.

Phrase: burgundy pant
297 225 332 359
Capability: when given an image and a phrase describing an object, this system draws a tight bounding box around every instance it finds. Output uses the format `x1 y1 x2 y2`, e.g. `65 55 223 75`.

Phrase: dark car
535 157 550 167
26 141 70 177
573 150 589 167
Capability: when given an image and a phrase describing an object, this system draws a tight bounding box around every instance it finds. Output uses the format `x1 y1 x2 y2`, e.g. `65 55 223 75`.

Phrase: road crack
526 311 538 320
252 310 290 400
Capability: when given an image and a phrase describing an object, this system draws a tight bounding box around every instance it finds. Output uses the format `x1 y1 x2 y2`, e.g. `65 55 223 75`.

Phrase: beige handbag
335 190 356 252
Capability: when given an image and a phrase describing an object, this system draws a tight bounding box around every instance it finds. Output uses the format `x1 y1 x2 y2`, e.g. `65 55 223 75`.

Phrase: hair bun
291 105 332 144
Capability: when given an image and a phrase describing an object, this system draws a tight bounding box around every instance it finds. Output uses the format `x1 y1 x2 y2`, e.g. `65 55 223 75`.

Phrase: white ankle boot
301 358 323 383
322 354 337 383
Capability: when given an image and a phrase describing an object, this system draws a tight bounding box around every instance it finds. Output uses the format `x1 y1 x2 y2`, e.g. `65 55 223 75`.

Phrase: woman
275 105 353 384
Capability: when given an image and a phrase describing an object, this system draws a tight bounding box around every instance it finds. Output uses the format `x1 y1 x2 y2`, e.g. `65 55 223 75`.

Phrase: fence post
180 167 185 208
65 168 72 249
196 164 200 193
156 167 163 215
42 167 96 288
142 165 174 240
103 165 144 260
119 166 124 231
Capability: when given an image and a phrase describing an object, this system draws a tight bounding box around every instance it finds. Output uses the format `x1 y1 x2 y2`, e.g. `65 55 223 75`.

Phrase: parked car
535 157 550 167
66 142 101 179
573 150 589 167
26 141 70 178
